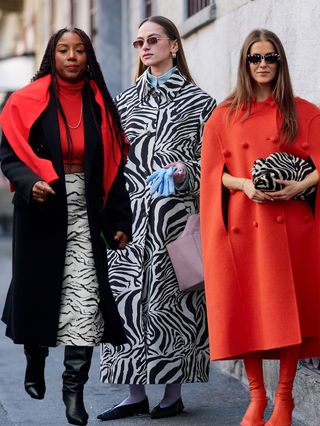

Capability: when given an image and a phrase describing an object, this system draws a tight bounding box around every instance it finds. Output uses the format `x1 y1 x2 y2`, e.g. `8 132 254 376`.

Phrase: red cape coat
200 97 320 360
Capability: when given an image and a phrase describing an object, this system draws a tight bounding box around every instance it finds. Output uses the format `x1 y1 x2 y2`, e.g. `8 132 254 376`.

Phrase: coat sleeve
0 132 41 205
200 108 229 269
100 161 132 249
180 96 217 196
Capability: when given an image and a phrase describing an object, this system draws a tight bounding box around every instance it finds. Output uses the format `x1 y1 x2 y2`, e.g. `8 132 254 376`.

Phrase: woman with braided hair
0 27 132 425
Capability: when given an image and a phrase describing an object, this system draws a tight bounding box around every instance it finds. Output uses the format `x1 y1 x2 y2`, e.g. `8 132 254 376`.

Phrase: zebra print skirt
56 173 104 346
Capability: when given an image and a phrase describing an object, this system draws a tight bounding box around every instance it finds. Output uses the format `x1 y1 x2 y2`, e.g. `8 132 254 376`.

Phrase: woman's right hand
32 181 56 203
222 173 273 203
242 179 274 203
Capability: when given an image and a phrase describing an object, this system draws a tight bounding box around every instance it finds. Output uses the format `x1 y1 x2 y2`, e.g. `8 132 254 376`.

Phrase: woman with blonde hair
201 29 320 425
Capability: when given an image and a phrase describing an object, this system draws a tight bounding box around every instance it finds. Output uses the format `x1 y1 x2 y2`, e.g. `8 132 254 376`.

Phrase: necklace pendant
67 101 83 129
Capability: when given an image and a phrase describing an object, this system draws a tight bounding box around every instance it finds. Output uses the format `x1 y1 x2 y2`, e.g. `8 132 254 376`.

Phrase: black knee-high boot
24 345 49 399
62 346 93 426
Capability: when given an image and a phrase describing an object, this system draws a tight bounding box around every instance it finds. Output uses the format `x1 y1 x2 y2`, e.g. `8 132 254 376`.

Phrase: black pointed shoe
150 397 184 419
97 397 149 421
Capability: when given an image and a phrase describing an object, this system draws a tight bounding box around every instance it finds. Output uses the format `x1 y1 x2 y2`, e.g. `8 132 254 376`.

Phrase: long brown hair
225 29 297 144
135 15 194 83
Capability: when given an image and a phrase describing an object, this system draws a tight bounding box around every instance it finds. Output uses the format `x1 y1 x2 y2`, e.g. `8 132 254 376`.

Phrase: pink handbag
167 214 204 292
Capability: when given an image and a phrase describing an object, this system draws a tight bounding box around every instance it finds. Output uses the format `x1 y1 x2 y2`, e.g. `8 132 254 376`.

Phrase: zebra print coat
100 69 216 384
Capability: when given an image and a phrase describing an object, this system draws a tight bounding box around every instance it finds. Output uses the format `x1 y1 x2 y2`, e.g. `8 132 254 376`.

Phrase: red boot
265 397 294 426
265 345 300 426
240 355 267 426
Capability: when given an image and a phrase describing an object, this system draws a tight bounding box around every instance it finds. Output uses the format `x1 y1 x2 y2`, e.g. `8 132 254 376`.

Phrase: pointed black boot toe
25 382 46 400
24 345 48 400
62 346 93 426
63 390 88 425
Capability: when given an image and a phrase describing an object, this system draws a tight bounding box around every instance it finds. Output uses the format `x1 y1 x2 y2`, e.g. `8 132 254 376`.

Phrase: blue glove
146 167 176 197
165 166 175 194
154 174 164 195
146 169 165 184
147 169 166 195
162 167 175 196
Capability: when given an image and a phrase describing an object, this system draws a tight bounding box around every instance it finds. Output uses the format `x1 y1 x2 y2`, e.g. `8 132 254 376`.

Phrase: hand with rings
242 179 274 203
32 180 56 203
164 161 187 184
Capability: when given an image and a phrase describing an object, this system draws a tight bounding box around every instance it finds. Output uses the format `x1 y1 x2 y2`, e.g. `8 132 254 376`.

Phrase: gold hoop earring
172 52 177 59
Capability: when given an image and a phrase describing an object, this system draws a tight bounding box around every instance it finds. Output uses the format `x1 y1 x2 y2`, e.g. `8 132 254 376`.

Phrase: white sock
159 384 182 408
116 384 147 406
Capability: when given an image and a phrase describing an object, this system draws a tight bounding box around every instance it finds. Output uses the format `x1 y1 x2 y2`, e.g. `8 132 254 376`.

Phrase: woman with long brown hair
201 29 320 425
0 27 132 425
98 15 215 421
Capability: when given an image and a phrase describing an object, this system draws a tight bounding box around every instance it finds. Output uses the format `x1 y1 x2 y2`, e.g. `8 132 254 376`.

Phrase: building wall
123 0 320 105
187 0 320 104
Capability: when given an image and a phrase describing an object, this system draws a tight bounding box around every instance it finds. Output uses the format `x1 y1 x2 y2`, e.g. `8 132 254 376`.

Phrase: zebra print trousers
56 173 104 346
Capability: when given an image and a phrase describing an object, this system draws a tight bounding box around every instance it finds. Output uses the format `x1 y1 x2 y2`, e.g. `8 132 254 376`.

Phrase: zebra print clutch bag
251 152 316 200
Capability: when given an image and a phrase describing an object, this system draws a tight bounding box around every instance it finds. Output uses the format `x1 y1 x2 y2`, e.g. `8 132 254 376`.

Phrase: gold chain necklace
67 101 83 129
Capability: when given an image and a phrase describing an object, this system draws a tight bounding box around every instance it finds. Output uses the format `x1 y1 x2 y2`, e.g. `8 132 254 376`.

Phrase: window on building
181 0 215 38
145 0 152 17
187 0 210 17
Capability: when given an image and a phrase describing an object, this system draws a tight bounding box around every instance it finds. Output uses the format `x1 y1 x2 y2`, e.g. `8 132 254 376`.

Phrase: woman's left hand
164 162 187 183
114 231 129 249
265 179 306 201
32 180 56 203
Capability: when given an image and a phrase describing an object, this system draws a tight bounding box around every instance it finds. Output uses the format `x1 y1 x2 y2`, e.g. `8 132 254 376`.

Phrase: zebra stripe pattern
252 151 316 199
56 173 104 346
100 69 216 384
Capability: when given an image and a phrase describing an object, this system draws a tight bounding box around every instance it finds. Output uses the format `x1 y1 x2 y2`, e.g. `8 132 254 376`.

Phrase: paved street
0 238 305 425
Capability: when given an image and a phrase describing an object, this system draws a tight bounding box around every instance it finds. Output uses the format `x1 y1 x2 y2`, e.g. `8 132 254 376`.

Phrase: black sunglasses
247 53 280 64
132 36 170 49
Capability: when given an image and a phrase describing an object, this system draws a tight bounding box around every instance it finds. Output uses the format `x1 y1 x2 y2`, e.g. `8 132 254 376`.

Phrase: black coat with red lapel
0 83 131 346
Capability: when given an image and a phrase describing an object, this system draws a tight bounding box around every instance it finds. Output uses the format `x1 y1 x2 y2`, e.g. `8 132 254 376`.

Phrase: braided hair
32 27 126 162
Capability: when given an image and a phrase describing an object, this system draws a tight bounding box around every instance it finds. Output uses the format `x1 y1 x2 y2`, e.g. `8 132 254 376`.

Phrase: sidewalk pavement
0 343 276 426
0 237 305 426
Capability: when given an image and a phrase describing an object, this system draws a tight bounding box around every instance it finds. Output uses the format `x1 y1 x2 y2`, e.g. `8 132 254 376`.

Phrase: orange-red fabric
57 78 85 166
0 75 57 184
241 356 267 426
265 345 299 425
0 75 127 203
200 97 320 361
